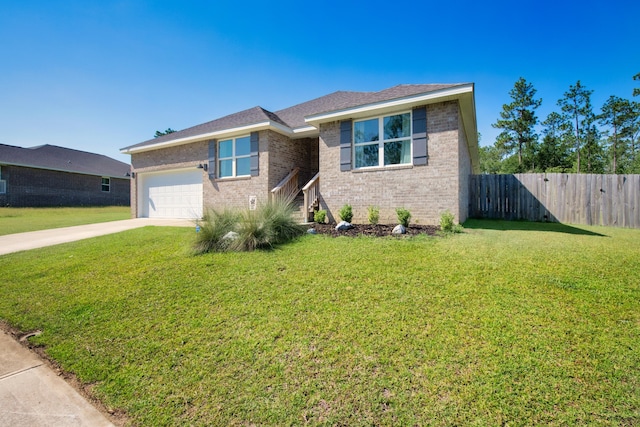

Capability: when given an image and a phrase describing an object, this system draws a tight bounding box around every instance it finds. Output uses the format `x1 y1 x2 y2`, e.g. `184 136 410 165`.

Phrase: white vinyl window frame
353 111 413 169
218 135 251 178
101 177 110 192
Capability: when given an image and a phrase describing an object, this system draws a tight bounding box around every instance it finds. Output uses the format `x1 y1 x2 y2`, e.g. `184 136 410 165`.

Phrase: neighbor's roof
0 144 131 178
121 83 475 154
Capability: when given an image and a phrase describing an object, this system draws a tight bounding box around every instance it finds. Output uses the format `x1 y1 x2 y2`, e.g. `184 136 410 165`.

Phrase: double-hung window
354 112 412 168
218 136 251 178
101 177 110 192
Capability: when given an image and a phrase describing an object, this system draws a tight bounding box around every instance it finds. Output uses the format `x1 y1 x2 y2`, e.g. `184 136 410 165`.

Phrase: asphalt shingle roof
0 144 131 178
123 84 465 151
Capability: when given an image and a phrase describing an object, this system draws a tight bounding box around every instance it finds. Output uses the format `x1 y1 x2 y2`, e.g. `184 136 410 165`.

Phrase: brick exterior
128 101 473 225
0 165 130 207
318 100 470 225
129 131 317 217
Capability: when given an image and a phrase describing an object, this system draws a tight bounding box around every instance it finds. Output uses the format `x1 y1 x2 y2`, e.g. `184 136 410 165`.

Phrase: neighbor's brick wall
318 100 466 225
0 165 129 207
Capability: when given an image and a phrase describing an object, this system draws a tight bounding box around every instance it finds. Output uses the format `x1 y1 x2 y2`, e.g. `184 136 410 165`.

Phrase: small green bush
338 204 353 223
440 210 464 233
314 210 327 224
193 208 241 254
396 207 411 227
367 206 379 225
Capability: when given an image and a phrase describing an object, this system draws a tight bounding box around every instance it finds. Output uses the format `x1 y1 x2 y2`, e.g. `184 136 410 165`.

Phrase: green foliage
338 204 353 223
154 128 177 138
367 206 379 225
313 210 327 224
439 210 463 234
193 199 304 253
396 207 411 227
492 77 542 172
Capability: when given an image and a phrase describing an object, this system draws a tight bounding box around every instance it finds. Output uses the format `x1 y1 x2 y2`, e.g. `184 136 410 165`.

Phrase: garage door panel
141 170 203 219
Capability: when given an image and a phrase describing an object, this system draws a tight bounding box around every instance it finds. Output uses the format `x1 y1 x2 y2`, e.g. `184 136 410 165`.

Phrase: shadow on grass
463 219 607 237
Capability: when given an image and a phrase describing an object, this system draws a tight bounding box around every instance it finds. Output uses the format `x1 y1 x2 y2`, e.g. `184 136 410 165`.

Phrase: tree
557 81 594 172
479 145 504 174
154 128 177 138
598 96 627 173
537 112 572 172
492 77 542 171
634 72 640 97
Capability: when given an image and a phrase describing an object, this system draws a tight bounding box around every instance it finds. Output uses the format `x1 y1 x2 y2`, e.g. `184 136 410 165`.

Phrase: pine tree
557 81 594 173
492 78 542 172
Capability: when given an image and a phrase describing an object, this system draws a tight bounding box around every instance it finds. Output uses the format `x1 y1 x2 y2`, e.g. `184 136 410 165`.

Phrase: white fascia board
304 84 474 125
121 121 295 154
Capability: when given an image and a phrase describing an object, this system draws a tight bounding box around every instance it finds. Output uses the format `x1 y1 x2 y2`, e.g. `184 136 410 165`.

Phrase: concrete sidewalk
0 218 193 255
0 218 194 425
0 330 115 426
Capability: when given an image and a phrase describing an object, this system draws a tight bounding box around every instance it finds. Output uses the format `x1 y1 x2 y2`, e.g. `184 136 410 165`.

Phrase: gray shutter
412 106 428 166
340 120 352 171
208 139 216 178
250 132 259 177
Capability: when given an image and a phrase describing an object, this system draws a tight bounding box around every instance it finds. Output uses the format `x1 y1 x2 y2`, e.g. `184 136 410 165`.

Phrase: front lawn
1 220 639 425
0 206 131 235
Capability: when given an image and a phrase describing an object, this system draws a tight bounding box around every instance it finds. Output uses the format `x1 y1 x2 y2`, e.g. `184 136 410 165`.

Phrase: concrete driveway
0 218 193 256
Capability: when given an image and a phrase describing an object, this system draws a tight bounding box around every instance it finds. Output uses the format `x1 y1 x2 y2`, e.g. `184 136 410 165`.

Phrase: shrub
367 206 379 225
193 208 241 254
193 199 304 253
440 210 464 234
396 207 411 227
338 204 353 223
314 210 327 224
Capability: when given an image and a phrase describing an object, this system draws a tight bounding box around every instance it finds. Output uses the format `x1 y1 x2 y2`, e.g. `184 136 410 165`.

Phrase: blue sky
1 1 638 164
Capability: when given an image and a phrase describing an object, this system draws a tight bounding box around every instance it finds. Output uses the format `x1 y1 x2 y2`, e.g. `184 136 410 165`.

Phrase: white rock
392 224 406 235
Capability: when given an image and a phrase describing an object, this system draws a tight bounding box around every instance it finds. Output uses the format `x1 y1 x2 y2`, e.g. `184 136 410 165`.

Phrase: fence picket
469 174 640 228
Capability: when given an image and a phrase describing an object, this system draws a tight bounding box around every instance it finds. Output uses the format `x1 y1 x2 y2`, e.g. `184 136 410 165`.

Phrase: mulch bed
308 223 440 237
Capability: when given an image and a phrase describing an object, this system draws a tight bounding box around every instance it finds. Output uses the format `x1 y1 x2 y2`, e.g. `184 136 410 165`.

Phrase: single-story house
121 84 479 224
0 144 131 207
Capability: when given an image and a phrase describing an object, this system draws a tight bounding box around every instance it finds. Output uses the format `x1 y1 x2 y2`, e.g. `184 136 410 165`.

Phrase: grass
1 220 639 425
0 206 131 235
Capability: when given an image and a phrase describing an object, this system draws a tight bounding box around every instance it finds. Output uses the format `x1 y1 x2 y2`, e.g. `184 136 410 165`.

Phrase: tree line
480 73 640 174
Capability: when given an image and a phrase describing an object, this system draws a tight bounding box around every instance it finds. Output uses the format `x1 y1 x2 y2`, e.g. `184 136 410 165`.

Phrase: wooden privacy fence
469 174 640 228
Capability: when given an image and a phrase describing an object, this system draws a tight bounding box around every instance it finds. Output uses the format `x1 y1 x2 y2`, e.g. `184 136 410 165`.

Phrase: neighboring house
121 84 479 224
0 144 130 207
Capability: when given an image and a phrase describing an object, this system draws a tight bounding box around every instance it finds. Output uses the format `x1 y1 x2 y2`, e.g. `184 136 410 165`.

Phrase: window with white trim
353 112 412 168
218 136 251 178
101 177 110 192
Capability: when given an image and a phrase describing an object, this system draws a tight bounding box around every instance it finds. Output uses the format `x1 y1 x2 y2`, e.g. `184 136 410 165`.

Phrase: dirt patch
309 223 440 237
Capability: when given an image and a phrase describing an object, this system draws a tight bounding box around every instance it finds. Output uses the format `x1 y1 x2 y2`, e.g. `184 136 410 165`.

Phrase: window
353 112 411 168
218 136 251 178
0 166 5 194
101 177 110 192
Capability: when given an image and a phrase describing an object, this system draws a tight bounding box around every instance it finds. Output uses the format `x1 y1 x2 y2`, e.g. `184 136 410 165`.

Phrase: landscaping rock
335 221 354 231
222 231 239 241
392 224 406 235
307 228 317 235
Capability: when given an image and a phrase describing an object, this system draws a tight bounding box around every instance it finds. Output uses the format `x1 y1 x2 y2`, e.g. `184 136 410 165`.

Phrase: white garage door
140 170 203 219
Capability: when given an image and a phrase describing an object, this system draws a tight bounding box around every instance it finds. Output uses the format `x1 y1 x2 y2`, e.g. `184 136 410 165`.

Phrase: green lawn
1 220 639 425
0 206 131 235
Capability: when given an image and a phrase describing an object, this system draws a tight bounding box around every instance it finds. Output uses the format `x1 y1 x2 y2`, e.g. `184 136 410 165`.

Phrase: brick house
121 84 479 224
0 144 131 207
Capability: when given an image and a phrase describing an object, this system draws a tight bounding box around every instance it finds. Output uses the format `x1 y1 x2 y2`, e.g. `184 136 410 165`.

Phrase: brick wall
0 165 129 207
130 131 317 217
318 100 468 225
